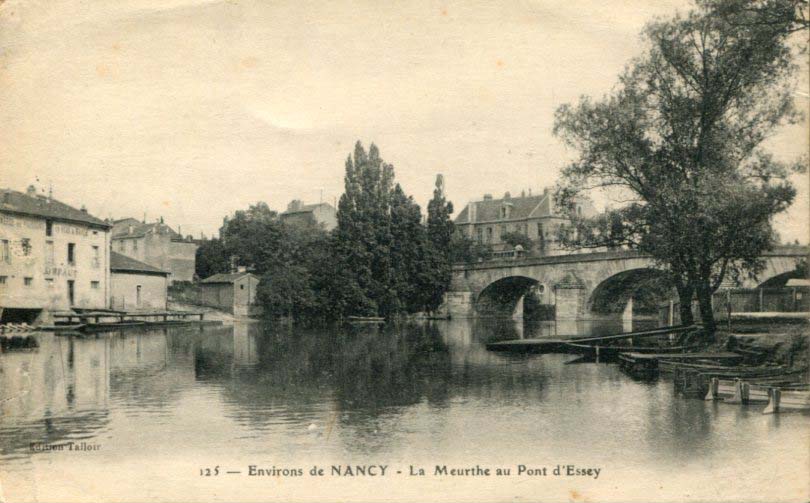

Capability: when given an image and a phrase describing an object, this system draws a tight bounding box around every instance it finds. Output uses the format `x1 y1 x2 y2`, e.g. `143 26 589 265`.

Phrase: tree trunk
676 283 695 326
696 280 717 339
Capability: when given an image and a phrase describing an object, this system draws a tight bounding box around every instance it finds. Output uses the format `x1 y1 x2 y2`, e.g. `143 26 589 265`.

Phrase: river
1 321 808 502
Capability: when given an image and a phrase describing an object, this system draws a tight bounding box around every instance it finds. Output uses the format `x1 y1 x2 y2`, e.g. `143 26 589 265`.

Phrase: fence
657 287 809 325
713 287 809 314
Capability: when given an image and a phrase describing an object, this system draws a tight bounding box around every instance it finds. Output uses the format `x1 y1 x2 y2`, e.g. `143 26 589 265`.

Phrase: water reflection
0 319 807 500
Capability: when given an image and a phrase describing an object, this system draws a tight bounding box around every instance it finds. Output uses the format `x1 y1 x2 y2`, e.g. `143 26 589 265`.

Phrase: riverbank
717 322 810 370
167 301 259 325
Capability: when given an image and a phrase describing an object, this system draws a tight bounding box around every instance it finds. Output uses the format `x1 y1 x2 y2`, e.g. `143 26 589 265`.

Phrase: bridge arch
587 268 675 318
475 276 545 317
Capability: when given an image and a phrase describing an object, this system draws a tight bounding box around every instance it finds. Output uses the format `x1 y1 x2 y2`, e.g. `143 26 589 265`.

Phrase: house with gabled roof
454 187 595 255
111 217 197 284
110 251 169 311
280 200 337 231
199 269 261 317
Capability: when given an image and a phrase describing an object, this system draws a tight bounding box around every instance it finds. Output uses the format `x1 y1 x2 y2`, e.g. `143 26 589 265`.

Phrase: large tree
553 1 805 334
425 174 455 312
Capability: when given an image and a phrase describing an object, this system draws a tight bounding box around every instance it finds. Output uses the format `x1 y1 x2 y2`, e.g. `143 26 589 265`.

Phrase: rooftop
112 219 184 240
455 191 552 224
0 187 110 228
110 251 169 275
281 201 335 216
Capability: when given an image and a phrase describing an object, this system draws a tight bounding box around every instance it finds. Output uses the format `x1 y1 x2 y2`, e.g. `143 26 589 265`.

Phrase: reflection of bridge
444 246 808 321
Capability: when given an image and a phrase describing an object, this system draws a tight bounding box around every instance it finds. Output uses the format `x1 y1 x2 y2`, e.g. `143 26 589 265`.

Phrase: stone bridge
444 246 808 321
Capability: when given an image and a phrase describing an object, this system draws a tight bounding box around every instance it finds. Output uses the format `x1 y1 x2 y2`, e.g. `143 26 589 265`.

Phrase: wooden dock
485 324 701 353
51 310 212 333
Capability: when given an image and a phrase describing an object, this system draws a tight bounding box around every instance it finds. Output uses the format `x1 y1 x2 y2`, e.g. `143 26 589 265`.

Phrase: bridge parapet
446 245 808 319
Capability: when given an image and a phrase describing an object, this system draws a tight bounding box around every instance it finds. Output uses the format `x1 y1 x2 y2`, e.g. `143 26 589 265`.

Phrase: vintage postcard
0 0 808 502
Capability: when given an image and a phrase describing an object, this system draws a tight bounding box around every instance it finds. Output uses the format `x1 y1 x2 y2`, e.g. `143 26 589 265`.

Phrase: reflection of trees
209 323 454 433
108 328 194 411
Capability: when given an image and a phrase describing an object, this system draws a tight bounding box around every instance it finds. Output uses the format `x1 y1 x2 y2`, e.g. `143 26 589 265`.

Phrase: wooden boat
39 324 86 332
486 324 702 354
568 343 700 361
82 320 148 332
346 316 385 324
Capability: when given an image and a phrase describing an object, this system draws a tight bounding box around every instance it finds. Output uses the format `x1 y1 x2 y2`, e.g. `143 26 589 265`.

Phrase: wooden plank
621 351 741 360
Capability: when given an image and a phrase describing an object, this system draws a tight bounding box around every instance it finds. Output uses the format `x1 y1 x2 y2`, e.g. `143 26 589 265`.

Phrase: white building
0 186 111 321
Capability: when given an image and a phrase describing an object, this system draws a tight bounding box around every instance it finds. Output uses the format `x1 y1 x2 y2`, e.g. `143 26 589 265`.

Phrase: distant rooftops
110 251 169 276
0 186 110 228
281 199 335 215
455 188 554 224
111 217 188 241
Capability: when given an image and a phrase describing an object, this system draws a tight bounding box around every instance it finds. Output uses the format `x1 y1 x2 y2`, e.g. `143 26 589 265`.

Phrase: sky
0 0 807 241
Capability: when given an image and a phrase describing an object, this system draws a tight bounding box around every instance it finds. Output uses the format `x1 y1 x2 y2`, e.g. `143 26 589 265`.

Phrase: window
91 281 100 289
46 220 53 237
0 276 6 284
45 278 54 288
92 246 100 268
476 228 483 243
67 243 76 265
0 240 9 264
21 238 32 256
486 227 493 243
45 240 54 265
24 277 33 286
118 240 125 251
240 284 245 290
132 240 138 251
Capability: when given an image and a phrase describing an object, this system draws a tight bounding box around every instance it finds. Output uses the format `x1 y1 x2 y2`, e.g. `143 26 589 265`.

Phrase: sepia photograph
0 0 808 502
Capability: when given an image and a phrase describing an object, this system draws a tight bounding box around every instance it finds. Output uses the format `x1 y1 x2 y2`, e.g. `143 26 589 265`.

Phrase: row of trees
554 0 808 334
195 142 456 322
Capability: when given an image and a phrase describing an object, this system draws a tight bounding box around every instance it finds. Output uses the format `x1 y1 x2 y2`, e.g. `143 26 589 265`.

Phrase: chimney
128 225 133 235
230 255 239 273
504 191 511 200
80 205 88 213
521 190 526 198
543 187 550 196
26 185 36 197
287 199 303 212
483 194 493 201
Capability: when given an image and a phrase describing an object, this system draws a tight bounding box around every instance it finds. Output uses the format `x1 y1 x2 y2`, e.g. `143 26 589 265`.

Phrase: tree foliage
425 174 455 312
553 1 805 333
195 238 230 279
500 231 534 252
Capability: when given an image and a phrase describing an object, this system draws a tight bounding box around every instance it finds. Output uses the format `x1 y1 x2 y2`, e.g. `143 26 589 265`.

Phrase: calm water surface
1 321 808 502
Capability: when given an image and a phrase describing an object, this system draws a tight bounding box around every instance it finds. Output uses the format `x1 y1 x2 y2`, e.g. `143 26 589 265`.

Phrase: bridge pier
443 291 475 318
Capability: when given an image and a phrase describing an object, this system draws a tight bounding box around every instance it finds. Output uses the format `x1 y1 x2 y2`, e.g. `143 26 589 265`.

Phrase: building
110 251 169 311
111 218 197 284
454 187 596 255
0 186 111 321
200 270 261 316
280 200 337 231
